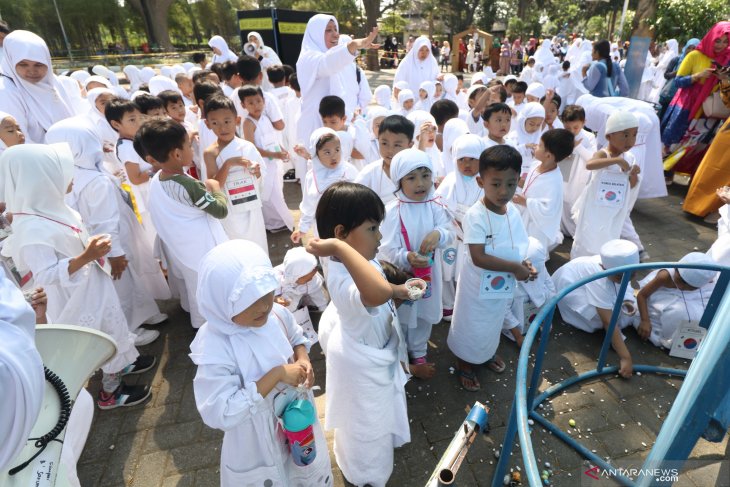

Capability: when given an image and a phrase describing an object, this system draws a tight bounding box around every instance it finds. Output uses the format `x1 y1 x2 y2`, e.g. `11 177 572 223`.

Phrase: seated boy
507 81 528 117
133 93 166 118
482 102 513 148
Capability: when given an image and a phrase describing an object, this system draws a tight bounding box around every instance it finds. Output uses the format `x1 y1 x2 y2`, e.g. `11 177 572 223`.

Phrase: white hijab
92 64 119 87
450 134 485 204
140 67 156 84
85 87 118 145
0 30 73 133
123 65 143 92
394 36 439 90
533 39 557 67
57 75 89 115
208 35 239 64
280 246 318 284
442 118 470 175
442 73 459 103
248 31 282 65
191 240 293 384
308 127 347 193
69 70 91 85
296 14 338 96
416 80 436 111
148 75 179 96
0 111 11 156
512 101 545 145
407 110 435 143
374 84 392 109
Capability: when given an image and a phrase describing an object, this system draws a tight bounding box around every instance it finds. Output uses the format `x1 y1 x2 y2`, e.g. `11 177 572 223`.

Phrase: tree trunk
631 0 656 36
127 0 175 50
363 0 380 71
517 0 528 19
185 1 203 45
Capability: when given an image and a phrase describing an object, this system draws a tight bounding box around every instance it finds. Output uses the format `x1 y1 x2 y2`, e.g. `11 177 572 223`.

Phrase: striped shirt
159 174 228 219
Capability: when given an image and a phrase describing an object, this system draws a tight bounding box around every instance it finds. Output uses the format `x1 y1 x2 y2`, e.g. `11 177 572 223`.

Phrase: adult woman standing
499 38 511 75
581 39 629 97
393 35 439 90
246 32 282 66
0 31 74 143
658 39 700 119
207 35 238 65
661 22 730 151
510 38 523 75
295 14 377 146
440 41 451 72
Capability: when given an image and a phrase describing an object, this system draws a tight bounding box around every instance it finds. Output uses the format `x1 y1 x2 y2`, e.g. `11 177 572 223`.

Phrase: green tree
585 15 607 39
651 0 730 43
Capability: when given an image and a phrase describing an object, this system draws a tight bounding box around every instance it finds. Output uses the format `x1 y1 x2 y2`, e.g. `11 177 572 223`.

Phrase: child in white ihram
380 148 454 377
512 128 574 254
634 252 716 349
507 101 545 184
291 128 358 243
502 237 556 347
309 182 412 487
274 246 329 313
553 239 639 378
434 134 486 321
571 112 642 259
189 240 332 487
447 145 536 392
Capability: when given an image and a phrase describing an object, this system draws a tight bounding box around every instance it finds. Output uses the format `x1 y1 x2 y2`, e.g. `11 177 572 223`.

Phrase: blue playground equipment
492 261 730 486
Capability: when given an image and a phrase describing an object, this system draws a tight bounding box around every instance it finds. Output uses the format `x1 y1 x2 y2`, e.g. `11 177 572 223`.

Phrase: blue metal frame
492 262 730 487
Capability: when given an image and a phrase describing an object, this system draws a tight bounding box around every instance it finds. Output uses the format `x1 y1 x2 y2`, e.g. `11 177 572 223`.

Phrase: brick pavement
77 71 729 486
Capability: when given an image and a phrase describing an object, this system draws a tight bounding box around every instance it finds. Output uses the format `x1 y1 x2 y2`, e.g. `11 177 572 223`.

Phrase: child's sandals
486 355 506 374
455 364 481 392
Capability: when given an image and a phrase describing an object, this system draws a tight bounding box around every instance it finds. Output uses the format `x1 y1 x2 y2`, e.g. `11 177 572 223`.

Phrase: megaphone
244 42 258 57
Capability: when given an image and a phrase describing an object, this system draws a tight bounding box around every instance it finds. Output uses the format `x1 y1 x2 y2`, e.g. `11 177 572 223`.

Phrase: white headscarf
84 75 112 91
0 30 73 134
248 31 282 65
451 134 485 203
123 65 143 92
526 82 546 99
442 118 470 175
677 252 717 288
140 67 156 84
0 267 44 472
56 75 89 115
366 106 390 137
566 38 582 65
308 127 347 192
84 87 118 146
533 39 557 67
148 75 179 96
45 117 107 196
191 240 293 384
69 70 91 85
281 247 318 284
416 80 436 111
656 39 679 71
296 14 338 96
393 36 439 90
390 147 434 193
442 73 459 103
407 110 436 143
0 111 12 156
208 35 239 64
610 43 621 63
92 64 119 87
512 102 545 145
374 84 392 109
398 89 415 106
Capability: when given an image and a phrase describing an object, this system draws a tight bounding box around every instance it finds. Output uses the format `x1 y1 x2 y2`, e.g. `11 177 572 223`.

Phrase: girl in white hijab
373 84 392 109
397 89 415 116
274 246 329 313
189 240 330 487
208 35 239 64
407 109 443 178
45 119 170 344
56 75 89 115
247 31 283 65
507 101 545 180
123 65 144 92
0 30 74 143
441 73 460 105
291 127 358 243
441 117 470 177
415 80 436 112
648 39 679 104
0 111 26 157
352 105 389 165
84 87 120 170
295 14 378 146
393 35 439 92
379 148 454 367
0 143 152 409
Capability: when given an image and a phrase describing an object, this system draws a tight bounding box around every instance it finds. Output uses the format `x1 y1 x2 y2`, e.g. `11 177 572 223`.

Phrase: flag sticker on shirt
479 271 515 299
225 171 262 213
596 172 628 207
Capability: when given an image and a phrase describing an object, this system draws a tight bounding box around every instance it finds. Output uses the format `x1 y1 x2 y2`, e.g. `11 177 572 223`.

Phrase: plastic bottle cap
282 399 315 432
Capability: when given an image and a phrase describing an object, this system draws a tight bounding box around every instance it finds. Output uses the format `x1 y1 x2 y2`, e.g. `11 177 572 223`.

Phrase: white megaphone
243 42 258 57
0 325 116 487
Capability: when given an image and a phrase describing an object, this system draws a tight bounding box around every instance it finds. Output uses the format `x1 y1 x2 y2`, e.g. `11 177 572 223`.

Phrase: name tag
596 171 628 208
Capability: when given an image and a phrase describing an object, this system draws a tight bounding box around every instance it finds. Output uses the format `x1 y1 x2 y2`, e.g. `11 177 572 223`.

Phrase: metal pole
51 0 73 61
617 0 630 41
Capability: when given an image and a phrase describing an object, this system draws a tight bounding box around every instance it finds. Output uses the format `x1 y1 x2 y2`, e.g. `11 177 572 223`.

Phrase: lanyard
522 166 556 195
484 202 514 251
674 272 705 322
13 213 82 233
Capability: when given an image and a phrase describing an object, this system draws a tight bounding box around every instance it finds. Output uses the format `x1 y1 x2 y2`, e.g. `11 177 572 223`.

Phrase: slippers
456 367 480 391
486 355 506 374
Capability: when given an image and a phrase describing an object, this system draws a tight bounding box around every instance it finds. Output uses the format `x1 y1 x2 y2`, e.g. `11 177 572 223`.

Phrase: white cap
600 239 639 269
605 111 639 135
452 134 486 160
526 82 546 99
677 252 716 288
395 80 410 91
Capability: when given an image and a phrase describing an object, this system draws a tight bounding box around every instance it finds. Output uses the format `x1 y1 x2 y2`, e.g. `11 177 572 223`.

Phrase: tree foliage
651 0 730 44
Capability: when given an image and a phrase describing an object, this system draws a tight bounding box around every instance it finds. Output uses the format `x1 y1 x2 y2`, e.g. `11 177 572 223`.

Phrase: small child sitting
552 239 639 378
275 247 329 313
318 95 364 168
189 240 331 486
634 252 716 349
507 101 545 183
540 91 563 131
398 89 416 116
482 102 513 148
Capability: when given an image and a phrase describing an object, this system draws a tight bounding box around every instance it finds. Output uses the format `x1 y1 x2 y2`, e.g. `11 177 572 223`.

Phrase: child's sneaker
97 382 151 410
120 355 157 376
442 309 453 322
134 328 160 346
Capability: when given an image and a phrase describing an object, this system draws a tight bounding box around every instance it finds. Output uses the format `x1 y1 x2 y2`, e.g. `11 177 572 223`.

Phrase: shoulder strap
356 67 362 85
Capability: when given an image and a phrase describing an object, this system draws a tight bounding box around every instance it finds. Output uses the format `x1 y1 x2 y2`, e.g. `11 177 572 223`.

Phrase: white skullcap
452 134 486 160
471 72 486 86
502 74 516 83
398 89 415 105
677 252 717 288
526 82 546 99
395 80 410 91
282 247 318 282
605 111 639 135
600 239 639 269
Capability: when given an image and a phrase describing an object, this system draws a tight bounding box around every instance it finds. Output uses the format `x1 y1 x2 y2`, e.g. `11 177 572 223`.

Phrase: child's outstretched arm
636 269 669 340
586 149 631 172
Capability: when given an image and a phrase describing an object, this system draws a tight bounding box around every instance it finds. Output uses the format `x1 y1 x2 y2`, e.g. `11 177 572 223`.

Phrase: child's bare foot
456 362 480 391
618 356 633 378
514 333 524 348
410 362 436 379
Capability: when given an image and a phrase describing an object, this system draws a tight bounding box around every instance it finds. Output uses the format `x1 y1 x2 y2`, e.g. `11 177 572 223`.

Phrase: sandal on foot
486 355 506 374
456 368 480 392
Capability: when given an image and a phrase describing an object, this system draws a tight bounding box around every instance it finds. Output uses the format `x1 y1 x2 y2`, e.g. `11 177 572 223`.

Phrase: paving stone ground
77 70 729 487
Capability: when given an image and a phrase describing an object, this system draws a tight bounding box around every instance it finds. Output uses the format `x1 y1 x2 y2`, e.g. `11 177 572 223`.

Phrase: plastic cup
405 278 427 301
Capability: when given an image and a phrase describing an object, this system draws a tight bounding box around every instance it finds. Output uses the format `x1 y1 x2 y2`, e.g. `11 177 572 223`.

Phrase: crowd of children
1 28 728 487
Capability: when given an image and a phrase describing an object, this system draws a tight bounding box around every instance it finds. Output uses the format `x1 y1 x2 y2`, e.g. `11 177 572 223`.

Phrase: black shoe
121 355 157 376
97 382 152 409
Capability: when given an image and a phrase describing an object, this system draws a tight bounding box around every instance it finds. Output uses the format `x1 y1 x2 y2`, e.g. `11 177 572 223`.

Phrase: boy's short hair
541 128 574 162
482 102 512 121
193 80 223 105
137 83 150 93
289 72 300 92
479 145 522 174
562 60 571 70
319 95 346 119
282 64 295 82
133 131 147 159
105 98 139 126
236 55 261 82
134 93 165 114
379 114 415 141
175 73 190 85
430 99 459 126
561 104 585 123
486 79 503 88
266 65 286 84
192 52 206 64
157 89 183 108
209 63 224 82
316 182 385 239
238 84 264 103
138 118 188 163
540 92 562 109
192 69 213 84
468 86 487 102
455 73 464 81
504 78 518 89
512 81 528 94
219 61 238 82
204 94 237 116
491 85 508 103
527 57 536 66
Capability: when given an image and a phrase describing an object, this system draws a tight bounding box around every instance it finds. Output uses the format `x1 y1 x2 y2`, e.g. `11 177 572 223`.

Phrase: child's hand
512 262 531 282
418 230 440 255
84 235 112 261
28 287 47 322
293 144 310 159
629 171 639 188
525 143 537 155
295 358 315 387
274 295 291 307
108 255 128 280
629 165 641 176
225 156 252 168
407 251 430 268
523 259 538 281
305 237 342 258
391 284 411 301
617 158 631 172
278 150 290 161
290 230 302 244
249 163 262 178
204 178 221 193
279 363 308 386
512 194 526 206
637 319 652 340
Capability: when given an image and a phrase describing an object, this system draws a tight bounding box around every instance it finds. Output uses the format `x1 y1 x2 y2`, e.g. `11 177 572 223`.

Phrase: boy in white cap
552 239 639 378
570 111 642 259
634 252 717 349
525 82 546 103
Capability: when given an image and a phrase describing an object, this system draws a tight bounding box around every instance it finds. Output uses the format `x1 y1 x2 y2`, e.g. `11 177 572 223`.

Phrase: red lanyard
522 166 555 195
13 213 82 233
